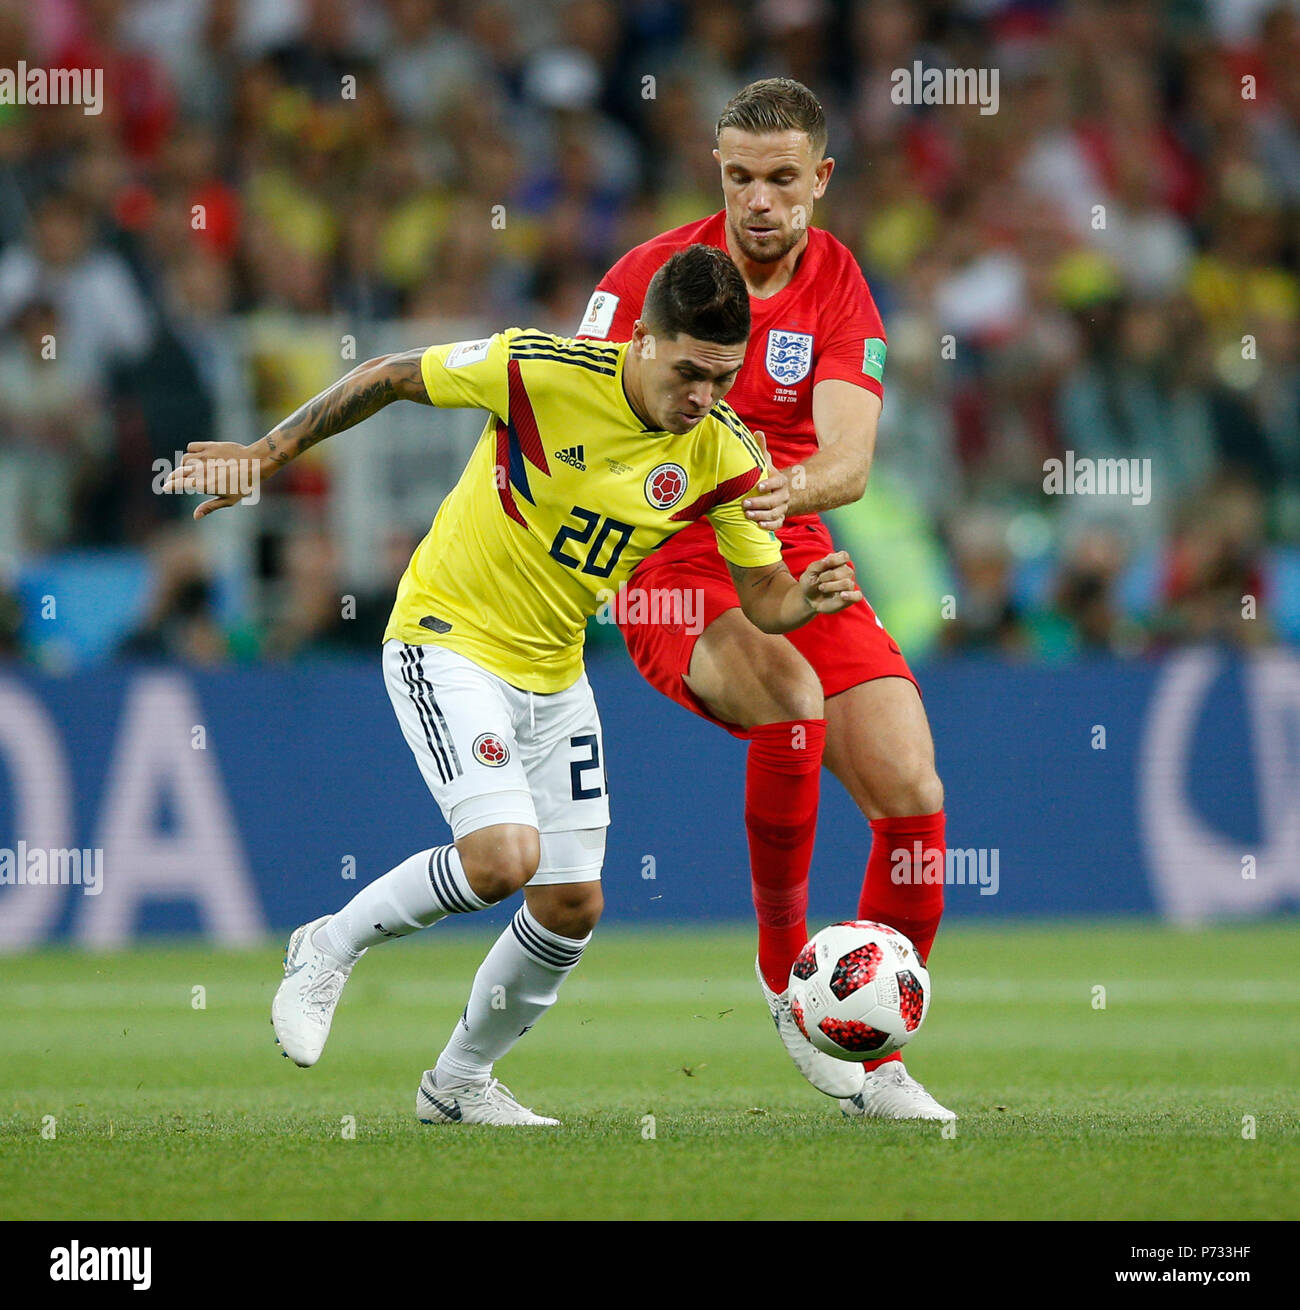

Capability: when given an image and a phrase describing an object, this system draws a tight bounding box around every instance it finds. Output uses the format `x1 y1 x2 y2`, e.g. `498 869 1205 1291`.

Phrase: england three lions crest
765 330 814 385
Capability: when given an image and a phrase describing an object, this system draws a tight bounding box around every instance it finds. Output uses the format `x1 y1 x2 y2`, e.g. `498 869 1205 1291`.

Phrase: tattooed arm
254 348 431 471
164 349 432 520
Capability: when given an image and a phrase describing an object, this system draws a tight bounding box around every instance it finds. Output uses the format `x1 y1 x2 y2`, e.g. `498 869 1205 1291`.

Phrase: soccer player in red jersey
578 79 953 1120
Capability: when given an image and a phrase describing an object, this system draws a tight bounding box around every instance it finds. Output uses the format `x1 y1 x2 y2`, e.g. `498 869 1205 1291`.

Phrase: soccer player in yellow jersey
167 245 862 1125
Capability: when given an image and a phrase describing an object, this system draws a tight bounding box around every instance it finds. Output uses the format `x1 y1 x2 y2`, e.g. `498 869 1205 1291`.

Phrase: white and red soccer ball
787 921 931 1061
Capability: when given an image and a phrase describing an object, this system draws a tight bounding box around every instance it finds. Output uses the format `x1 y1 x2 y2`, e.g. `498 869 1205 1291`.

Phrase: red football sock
856 809 946 1072
746 719 826 992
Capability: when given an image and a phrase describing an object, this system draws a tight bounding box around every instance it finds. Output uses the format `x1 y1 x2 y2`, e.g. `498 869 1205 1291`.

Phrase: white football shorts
382 639 609 885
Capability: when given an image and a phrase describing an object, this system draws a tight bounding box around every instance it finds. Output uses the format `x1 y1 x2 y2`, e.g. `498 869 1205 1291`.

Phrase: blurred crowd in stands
0 0 1297 667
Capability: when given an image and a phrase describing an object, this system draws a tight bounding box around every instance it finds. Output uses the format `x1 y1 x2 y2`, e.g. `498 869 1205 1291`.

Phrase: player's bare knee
920 770 945 814
878 766 944 817
530 883 603 938
758 646 823 722
773 672 824 723
697 637 822 726
457 827 541 902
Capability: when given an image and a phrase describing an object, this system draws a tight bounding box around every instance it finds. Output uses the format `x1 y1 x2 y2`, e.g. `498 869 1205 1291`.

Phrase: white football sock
317 845 491 959
434 902 590 1086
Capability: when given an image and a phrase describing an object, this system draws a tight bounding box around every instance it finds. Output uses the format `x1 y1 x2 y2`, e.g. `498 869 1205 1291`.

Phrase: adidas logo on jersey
554 445 586 470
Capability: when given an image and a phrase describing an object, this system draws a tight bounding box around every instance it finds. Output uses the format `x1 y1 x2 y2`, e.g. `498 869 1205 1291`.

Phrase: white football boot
271 915 363 1067
840 1061 956 1121
415 1070 560 1127
756 958 867 1099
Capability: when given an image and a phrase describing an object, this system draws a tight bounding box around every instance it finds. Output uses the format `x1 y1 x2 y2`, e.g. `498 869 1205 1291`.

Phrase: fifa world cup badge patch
446 339 491 368
578 290 619 339
765 329 814 385
472 733 510 767
645 462 688 509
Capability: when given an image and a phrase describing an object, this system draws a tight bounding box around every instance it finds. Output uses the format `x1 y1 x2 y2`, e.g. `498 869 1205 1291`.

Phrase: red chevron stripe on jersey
669 466 763 522
494 419 527 527
507 359 550 474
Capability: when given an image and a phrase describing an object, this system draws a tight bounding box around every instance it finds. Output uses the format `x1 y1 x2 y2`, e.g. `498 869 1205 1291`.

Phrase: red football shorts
616 519 919 739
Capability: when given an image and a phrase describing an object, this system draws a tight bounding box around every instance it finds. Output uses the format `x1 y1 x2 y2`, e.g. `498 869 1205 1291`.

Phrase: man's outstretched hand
163 442 269 520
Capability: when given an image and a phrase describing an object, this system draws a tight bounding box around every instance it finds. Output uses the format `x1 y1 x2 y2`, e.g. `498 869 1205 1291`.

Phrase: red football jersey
576 211 886 556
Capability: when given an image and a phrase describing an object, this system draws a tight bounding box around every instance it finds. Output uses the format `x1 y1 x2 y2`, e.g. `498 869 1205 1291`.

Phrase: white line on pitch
2 978 1297 1009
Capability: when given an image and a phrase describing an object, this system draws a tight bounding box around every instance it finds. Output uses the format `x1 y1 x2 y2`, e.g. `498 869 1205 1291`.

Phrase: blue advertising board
0 650 1296 948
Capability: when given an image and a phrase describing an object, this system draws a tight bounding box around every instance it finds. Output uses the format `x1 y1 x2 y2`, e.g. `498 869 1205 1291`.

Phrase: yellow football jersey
383 329 782 692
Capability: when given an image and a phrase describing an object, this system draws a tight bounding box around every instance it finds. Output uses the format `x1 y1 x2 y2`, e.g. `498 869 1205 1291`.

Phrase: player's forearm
249 349 431 470
787 381 882 516
730 551 861 633
784 443 871 516
739 568 816 635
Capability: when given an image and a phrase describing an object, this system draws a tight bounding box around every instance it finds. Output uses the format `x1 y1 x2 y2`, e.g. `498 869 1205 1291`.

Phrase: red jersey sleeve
813 252 887 401
575 247 654 343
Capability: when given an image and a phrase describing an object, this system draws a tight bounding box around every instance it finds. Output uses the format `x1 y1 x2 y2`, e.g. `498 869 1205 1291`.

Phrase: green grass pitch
1 922 1296 1221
